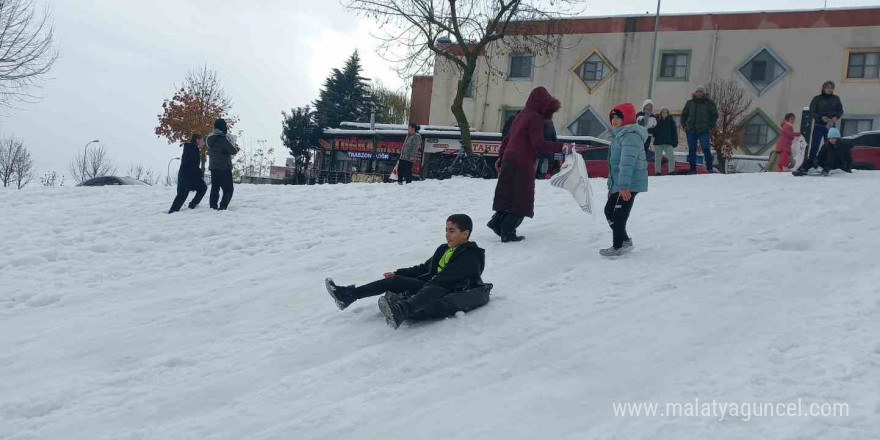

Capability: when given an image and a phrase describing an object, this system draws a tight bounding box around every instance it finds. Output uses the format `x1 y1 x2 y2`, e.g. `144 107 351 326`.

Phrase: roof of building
506 6 880 34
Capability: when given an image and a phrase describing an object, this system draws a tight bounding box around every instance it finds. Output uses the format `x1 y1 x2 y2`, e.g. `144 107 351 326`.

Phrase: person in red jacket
487 87 564 242
774 113 800 172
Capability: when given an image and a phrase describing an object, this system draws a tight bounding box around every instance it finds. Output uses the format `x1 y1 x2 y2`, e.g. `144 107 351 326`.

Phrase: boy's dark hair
784 113 796 121
409 122 420 131
446 214 473 235
822 80 835 90
189 133 203 144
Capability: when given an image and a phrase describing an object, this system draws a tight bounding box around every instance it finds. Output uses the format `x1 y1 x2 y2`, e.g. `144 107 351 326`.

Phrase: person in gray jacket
397 122 422 184
206 118 239 210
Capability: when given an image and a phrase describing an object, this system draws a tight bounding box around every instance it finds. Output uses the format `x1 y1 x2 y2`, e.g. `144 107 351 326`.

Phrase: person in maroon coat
487 87 564 242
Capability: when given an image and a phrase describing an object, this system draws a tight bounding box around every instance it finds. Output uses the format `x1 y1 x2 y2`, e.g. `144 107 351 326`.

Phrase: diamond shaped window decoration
573 50 616 93
740 109 779 155
737 46 790 96
567 106 610 138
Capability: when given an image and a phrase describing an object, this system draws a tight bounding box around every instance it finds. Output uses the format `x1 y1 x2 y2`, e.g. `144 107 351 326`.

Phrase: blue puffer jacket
607 122 649 194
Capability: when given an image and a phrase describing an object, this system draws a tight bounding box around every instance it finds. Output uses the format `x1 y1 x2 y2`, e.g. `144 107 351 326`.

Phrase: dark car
77 176 150 187
845 131 880 170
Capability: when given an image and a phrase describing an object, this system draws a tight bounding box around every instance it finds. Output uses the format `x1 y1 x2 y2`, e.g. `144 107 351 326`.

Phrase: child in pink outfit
775 113 799 171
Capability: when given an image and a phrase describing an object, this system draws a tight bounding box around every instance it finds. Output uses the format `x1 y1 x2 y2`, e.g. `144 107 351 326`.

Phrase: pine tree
281 106 317 181
313 51 374 128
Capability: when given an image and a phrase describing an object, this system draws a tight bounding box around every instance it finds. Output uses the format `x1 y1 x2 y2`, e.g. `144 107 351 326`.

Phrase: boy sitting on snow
325 214 491 329
794 127 853 176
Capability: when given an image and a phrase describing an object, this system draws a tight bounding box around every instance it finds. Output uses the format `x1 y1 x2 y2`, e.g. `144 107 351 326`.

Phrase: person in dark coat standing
487 87 564 242
168 134 209 213
680 86 719 174
398 122 422 184
651 108 679 175
324 214 490 329
796 81 844 174
206 119 239 210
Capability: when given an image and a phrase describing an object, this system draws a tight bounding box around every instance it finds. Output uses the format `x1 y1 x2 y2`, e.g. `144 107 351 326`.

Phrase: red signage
472 141 501 156
333 137 404 153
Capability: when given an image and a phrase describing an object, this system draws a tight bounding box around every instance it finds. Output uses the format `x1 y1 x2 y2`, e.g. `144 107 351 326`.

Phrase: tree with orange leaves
156 67 238 163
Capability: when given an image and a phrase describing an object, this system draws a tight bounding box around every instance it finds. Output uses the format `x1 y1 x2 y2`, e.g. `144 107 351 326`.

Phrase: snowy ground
2 173 879 440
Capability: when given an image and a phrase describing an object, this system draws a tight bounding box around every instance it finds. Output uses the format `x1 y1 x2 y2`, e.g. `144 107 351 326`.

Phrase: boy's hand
619 189 632 201
383 272 394 279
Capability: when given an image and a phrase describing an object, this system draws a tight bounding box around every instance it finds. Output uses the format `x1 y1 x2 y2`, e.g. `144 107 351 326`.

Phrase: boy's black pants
604 192 638 249
210 170 234 210
353 275 484 320
169 173 207 213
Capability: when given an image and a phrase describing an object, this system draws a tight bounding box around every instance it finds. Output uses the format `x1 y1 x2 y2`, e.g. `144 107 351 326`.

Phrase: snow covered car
77 176 150 187
845 131 880 170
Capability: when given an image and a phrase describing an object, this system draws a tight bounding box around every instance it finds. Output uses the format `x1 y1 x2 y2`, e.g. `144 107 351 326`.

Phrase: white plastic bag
791 136 808 170
389 162 399 181
550 152 595 215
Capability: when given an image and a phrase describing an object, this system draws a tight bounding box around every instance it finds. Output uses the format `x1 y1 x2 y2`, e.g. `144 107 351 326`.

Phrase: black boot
500 214 525 243
486 212 505 238
325 278 356 310
378 295 411 329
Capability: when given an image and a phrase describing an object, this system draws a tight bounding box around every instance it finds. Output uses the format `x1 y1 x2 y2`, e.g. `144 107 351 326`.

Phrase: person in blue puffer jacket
602 102 649 258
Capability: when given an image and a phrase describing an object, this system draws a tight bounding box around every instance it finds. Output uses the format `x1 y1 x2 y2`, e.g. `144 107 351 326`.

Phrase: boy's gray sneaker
622 239 634 252
599 246 625 258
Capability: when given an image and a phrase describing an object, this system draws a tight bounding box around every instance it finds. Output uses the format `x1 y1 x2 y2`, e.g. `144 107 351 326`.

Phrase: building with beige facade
420 7 880 156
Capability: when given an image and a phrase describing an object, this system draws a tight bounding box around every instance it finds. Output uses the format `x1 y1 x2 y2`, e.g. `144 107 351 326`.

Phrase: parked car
574 144 710 177
846 131 880 170
77 176 150 187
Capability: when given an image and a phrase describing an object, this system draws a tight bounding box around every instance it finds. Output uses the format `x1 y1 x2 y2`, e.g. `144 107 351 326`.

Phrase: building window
573 50 616 93
740 110 779 155
737 46 790 95
567 106 610 138
840 118 874 136
659 51 689 80
501 108 522 131
508 54 533 80
846 50 880 79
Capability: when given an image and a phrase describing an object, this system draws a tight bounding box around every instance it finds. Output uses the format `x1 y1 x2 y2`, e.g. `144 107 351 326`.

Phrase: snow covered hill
2 173 879 440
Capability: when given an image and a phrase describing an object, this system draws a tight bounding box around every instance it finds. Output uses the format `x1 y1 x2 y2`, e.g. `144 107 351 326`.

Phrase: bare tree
10 141 35 188
40 171 64 186
127 164 160 185
372 81 410 124
0 138 16 187
0 0 58 109
344 0 580 153
69 144 117 183
707 76 753 173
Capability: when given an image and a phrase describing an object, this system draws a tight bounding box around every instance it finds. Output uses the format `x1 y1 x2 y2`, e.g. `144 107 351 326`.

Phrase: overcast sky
1 0 875 182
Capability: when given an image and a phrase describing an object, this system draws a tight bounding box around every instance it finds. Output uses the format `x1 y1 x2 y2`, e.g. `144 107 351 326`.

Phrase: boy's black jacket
394 242 485 291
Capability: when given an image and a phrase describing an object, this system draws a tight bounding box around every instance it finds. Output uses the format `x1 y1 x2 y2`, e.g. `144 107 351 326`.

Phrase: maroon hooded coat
492 87 564 218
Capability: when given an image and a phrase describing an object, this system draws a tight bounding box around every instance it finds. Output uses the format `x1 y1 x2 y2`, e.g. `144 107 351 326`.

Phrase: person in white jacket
636 99 658 153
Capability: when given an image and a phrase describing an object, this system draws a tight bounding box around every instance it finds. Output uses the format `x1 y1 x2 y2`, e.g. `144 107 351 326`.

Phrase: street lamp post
647 0 662 99
83 139 100 179
167 157 180 186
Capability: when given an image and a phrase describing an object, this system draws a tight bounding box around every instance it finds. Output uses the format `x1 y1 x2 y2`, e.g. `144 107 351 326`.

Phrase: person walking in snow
680 86 719 174
636 99 658 153
207 118 239 210
651 108 679 175
601 103 649 258
168 134 209 213
487 87 565 242
398 122 422 184
795 81 844 175
324 214 491 329
774 113 801 172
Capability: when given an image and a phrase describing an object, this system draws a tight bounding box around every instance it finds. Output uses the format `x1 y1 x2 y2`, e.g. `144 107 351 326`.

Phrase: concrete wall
428 10 880 155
